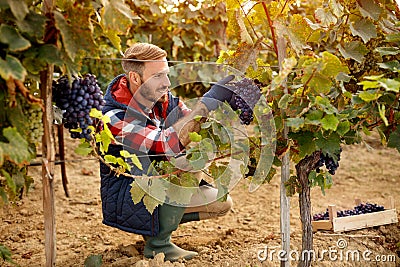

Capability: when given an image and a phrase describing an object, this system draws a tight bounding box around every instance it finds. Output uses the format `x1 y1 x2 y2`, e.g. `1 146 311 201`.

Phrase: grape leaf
377 61 400 71
378 104 389 126
305 109 323 125
1 170 16 195
0 55 27 81
278 94 294 109
0 25 31 52
15 11 46 39
388 125 400 153
6 0 29 21
336 120 350 136
143 194 163 215
375 47 400 56
188 132 202 142
74 141 93 156
358 0 382 21
321 114 339 131
120 150 142 170
315 132 341 156
104 155 117 164
358 90 381 102
350 18 377 43
130 181 146 204
378 78 400 92
0 127 34 165
321 51 349 77
286 117 305 129
289 131 316 158
315 7 337 27
337 41 368 63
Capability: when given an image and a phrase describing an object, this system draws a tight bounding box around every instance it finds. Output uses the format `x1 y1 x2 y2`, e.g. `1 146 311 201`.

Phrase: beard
139 83 169 104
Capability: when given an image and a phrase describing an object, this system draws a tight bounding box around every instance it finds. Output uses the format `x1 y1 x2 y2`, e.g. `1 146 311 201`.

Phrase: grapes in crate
229 78 262 125
312 202 385 221
53 74 105 140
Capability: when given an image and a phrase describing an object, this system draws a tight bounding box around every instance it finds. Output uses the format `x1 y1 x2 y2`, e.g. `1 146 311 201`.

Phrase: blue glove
201 75 235 111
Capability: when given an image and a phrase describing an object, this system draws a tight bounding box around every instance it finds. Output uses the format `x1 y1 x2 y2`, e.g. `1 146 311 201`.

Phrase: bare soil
1 131 400 267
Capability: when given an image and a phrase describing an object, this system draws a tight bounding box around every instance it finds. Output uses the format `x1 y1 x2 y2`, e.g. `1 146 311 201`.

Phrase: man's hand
201 75 235 111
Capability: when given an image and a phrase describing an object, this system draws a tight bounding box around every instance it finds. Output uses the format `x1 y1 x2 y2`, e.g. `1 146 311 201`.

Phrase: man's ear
128 71 142 93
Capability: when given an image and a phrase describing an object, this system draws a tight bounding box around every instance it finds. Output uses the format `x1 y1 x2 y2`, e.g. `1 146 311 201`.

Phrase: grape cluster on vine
313 202 385 221
53 74 105 140
229 78 262 125
315 148 342 175
22 102 44 144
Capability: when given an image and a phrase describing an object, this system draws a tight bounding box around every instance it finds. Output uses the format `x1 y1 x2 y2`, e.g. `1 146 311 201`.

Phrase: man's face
138 57 170 104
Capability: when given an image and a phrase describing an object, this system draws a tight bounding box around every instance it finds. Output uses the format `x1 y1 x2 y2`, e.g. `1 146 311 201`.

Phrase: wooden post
277 36 290 267
41 66 56 267
41 0 56 266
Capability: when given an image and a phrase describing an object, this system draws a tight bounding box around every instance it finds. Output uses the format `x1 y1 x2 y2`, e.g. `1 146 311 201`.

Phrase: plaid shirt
103 75 190 157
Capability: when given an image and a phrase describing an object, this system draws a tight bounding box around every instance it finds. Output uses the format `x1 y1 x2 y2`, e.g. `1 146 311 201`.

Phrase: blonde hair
121 43 167 76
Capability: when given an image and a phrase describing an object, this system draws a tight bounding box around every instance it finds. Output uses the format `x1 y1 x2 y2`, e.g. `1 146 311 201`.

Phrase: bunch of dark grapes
53 74 105 140
313 202 385 221
315 148 342 175
230 78 262 125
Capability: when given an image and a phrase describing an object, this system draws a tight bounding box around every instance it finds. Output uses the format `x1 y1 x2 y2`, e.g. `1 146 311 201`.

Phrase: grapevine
53 74 105 140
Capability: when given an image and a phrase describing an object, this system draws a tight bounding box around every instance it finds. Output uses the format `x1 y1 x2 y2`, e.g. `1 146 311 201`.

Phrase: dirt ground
1 131 400 267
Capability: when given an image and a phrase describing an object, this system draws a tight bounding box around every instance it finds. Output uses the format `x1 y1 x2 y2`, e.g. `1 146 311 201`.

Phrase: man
100 42 234 262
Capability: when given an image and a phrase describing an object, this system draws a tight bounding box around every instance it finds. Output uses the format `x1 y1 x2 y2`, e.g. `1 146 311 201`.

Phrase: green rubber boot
180 212 200 224
143 204 198 262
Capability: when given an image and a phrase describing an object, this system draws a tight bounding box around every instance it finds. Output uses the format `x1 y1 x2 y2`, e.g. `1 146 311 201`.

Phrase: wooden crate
312 197 398 232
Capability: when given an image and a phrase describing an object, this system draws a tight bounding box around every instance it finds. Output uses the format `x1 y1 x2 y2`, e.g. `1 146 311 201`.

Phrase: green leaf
6 0 29 21
305 72 332 94
188 132 202 142
0 24 31 51
0 127 34 165
358 90 381 102
143 194 163 214
16 11 46 39
315 131 341 156
84 254 103 267
378 78 400 92
0 55 27 81
375 47 400 56
38 44 63 66
378 104 389 126
377 61 400 71
337 41 368 63
2 170 16 195
0 243 14 263
388 125 400 152
120 150 142 170
104 155 117 164
358 80 380 90
358 0 383 21
130 181 146 204
305 109 324 125
350 18 377 43
336 120 350 136
321 114 339 131
321 51 349 77
278 94 294 109
286 117 305 129
315 96 338 114
74 141 93 156
289 131 316 158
